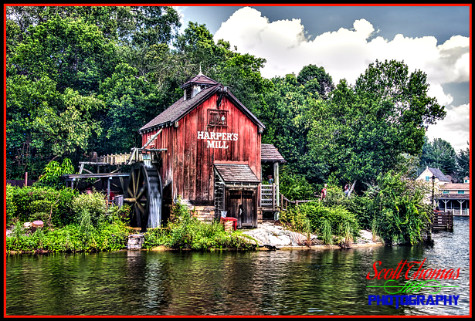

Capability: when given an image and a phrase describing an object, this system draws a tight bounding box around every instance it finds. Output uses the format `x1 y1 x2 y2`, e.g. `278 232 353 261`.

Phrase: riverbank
146 222 383 251
241 221 383 249
6 221 383 255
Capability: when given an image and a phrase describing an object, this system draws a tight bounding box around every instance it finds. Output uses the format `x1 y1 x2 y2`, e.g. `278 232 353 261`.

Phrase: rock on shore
241 222 381 249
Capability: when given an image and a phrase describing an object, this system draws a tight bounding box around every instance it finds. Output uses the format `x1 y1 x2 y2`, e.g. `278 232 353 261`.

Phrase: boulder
127 234 144 250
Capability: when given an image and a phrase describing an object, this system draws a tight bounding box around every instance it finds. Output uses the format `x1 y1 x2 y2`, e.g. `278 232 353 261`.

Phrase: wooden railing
280 195 315 211
261 186 317 212
260 184 277 209
432 211 454 231
98 153 138 165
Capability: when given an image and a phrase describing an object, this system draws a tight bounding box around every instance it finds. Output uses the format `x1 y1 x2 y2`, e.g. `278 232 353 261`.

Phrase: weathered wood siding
142 93 261 204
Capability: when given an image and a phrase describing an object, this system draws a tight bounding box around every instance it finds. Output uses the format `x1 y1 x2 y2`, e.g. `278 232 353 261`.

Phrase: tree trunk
347 180 357 198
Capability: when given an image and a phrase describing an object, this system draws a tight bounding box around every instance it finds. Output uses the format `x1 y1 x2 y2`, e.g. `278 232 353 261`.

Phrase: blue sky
174 5 471 152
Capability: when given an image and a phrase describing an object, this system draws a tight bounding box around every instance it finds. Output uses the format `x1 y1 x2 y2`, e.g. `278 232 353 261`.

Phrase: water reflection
6 217 469 316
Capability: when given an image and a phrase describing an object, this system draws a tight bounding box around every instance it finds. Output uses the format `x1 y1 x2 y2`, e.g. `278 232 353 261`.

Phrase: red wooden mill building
136 73 285 229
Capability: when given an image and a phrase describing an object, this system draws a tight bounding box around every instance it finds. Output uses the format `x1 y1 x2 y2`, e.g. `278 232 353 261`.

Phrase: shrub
6 185 78 226
28 199 57 224
280 201 360 243
143 199 257 251
321 219 332 245
71 191 107 227
6 221 129 253
6 184 17 225
106 204 131 225
359 171 432 245
35 158 75 189
279 167 316 201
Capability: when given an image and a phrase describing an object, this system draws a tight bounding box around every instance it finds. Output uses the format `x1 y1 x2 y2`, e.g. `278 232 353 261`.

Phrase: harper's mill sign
197 131 238 149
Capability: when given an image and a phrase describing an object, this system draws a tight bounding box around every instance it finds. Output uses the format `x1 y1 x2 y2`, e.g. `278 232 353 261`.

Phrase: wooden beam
141 128 162 149
274 162 279 207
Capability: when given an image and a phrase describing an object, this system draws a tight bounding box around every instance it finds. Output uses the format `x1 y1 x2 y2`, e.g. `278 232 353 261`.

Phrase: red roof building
138 73 284 228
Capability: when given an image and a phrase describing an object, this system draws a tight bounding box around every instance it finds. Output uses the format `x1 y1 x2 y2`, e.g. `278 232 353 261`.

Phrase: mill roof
180 73 218 88
140 75 265 133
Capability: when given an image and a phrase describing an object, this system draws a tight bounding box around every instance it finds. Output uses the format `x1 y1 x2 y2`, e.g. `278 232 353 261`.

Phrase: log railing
261 185 316 211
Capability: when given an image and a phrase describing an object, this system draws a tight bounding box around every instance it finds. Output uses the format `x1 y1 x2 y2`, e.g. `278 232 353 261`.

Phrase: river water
6 217 470 316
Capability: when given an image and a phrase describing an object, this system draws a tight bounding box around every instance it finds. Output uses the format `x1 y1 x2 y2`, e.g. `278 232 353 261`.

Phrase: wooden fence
6 179 36 187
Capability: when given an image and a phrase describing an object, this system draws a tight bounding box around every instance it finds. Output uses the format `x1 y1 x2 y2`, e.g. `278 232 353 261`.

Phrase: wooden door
241 190 256 227
225 189 257 228
225 190 241 227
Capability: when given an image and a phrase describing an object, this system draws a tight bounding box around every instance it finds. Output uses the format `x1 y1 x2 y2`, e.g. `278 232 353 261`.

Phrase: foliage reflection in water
6 217 469 316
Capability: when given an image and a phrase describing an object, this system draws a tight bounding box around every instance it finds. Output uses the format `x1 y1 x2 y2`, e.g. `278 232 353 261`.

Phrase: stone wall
190 205 217 222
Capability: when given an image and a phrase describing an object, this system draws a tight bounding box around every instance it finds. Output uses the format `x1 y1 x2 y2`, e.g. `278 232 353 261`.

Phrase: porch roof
437 194 470 201
261 144 286 163
214 164 260 184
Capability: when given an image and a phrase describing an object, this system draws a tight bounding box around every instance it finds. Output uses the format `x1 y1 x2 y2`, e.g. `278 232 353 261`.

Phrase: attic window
208 109 227 127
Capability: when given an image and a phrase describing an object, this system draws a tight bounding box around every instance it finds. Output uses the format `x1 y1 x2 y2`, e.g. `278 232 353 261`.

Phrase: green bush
6 184 17 225
6 220 129 253
6 185 78 226
354 171 431 245
280 201 360 244
71 191 107 226
35 158 75 189
28 199 57 223
279 167 316 201
106 204 131 225
143 200 257 251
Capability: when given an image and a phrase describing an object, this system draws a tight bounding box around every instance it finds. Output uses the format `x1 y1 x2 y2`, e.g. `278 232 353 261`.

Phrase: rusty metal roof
261 144 286 163
214 164 260 184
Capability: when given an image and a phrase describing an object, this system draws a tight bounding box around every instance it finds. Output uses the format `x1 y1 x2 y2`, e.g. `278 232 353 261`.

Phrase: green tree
96 63 164 154
307 60 446 189
455 143 470 181
9 16 118 94
419 137 457 178
6 75 105 178
297 64 335 99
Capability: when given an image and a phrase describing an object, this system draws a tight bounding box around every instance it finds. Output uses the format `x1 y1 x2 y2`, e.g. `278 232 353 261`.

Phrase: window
458 191 465 194
208 109 228 127
442 191 449 194
425 176 430 181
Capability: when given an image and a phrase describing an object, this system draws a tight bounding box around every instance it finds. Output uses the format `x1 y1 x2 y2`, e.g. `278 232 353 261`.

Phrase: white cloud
214 7 470 151
214 7 469 85
426 104 470 151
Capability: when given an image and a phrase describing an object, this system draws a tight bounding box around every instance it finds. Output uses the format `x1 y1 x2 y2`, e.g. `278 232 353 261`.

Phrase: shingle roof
437 194 470 200
181 73 218 88
261 144 286 163
214 164 260 184
139 75 266 133
140 85 220 132
440 183 470 190
428 168 451 182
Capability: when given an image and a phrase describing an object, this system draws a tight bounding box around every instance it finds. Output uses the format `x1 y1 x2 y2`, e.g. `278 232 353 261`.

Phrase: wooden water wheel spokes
124 162 162 231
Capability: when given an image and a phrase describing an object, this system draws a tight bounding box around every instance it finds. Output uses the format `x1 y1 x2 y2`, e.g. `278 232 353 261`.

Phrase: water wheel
124 162 162 231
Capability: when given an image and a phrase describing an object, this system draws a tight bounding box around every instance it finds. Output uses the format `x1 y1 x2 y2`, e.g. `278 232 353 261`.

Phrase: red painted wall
142 93 262 204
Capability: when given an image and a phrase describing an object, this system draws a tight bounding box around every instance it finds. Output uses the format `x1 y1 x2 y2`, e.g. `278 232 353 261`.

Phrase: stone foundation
190 205 217 222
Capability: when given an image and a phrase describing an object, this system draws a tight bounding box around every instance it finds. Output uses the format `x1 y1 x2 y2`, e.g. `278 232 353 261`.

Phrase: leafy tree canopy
307 60 446 189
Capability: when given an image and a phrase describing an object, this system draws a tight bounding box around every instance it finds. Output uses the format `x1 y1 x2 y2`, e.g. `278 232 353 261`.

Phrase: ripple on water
6 217 470 316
